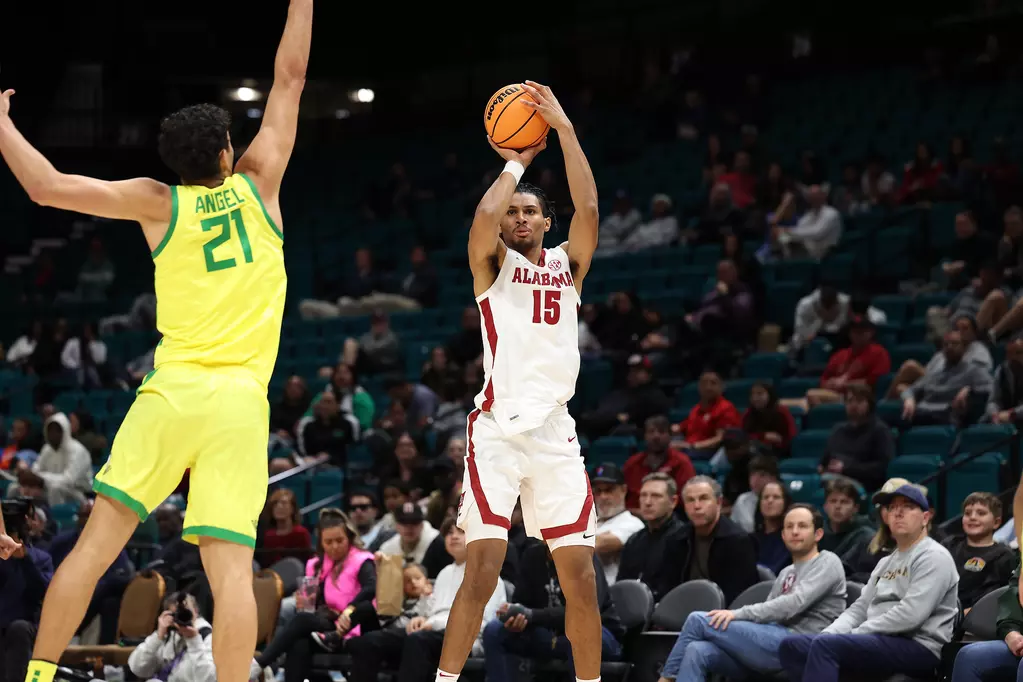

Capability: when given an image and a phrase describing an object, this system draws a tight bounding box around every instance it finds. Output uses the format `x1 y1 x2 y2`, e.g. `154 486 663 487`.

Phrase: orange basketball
484 84 549 150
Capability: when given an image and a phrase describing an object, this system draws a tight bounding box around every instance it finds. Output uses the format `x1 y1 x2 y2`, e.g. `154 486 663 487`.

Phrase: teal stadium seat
887 455 941 483
587 437 637 468
944 453 1002 515
899 426 955 457
958 424 1015 462
741 353 787 382
872 295 912 325
790 430 830 460
779 378 819 399
724 380 758 410
889 343 936 369
805 404 847 431
779 458 818 475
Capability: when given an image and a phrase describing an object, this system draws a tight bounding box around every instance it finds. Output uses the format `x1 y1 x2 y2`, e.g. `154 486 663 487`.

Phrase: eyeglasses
349 504 373 512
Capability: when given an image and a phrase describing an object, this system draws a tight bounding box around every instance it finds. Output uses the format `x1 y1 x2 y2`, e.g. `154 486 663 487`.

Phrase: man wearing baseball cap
590 463 643 584
377 502 439 565
779 485 959 682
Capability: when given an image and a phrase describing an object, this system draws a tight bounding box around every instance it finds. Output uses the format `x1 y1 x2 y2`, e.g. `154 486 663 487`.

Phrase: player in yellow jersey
0 3 312 681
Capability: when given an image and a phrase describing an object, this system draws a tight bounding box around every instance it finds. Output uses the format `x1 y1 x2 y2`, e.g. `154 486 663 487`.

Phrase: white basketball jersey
474 245 581 435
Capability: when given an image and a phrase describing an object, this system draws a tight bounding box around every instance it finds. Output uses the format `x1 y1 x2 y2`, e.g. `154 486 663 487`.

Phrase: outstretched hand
520 81 571 132
0 89 14 118
487 135 547 166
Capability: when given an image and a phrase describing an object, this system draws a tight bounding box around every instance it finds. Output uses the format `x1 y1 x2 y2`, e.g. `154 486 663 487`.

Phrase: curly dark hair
514 181 555 221
157 104 232 183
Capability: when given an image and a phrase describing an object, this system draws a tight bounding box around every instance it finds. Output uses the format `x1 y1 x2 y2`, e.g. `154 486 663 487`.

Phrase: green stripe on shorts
93 480 149 521
182 525 257 548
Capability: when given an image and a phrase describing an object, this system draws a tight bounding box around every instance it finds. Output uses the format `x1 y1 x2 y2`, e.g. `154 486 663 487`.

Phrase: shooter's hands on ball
488 136 546 166
520 81 571 132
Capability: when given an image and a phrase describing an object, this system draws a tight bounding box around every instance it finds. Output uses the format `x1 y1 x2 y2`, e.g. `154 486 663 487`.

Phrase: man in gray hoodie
657 504 846 681
779 484 959 682
31 413 92 506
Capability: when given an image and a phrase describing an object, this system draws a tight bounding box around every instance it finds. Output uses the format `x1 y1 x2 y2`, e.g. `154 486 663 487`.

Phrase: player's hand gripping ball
484 84 549 151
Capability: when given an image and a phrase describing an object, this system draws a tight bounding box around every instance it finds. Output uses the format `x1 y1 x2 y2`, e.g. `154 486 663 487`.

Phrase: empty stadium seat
959 424 1016 461
724 379 758 410
887 455 941 483
805 404 847 430
741 353 787 382
779 377 819 399
899 426 955 457
790 430 830 460
944 454 1003 516
587 437 637 468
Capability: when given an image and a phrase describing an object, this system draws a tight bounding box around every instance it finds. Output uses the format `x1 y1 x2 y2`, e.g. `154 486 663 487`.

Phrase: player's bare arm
521 81 599 290
234 0 313 231
468 137 547 296
0 90 171 241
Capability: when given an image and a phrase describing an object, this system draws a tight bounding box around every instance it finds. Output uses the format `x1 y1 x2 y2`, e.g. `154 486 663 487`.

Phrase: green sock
25 660 57 682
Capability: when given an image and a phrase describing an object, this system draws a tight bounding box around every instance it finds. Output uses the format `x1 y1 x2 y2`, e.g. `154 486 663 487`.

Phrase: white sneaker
262 666 274 682
249 660 263 681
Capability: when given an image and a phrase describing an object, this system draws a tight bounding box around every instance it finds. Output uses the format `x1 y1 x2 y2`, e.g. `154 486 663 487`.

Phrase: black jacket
515 540 624 640
301 415 354 467
676 514 760 605
820 416 895 493
618 516 686 602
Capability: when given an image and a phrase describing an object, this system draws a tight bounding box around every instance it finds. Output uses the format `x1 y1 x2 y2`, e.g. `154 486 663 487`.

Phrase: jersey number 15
532 289 561 325
201 209 254 273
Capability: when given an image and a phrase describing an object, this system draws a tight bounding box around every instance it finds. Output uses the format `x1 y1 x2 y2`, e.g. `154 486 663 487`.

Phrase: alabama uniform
457 244 595 550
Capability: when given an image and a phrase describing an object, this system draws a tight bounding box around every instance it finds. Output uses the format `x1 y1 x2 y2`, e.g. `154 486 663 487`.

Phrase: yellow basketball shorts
93 363 270 548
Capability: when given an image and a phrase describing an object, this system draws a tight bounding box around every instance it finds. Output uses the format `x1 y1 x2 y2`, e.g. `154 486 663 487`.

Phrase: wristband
503 160 525 184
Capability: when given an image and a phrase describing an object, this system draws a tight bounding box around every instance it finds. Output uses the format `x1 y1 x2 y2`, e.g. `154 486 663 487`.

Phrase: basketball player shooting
0 2 311 681
435 81 602 682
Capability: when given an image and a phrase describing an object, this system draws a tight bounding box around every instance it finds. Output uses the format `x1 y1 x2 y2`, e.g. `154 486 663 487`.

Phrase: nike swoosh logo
568 436 577 442
582 532 594 539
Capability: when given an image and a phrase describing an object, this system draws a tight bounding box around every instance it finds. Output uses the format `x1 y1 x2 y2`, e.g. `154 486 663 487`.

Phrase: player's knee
463 566 501 605
556 554 597 605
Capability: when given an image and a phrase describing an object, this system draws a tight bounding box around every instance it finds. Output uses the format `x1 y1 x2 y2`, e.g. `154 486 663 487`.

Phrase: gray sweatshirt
901 358 994 415
732 550 847 634
823 536 959 659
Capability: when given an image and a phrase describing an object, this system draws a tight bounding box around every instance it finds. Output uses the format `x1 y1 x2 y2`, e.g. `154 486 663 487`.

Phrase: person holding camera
0 499 53 682
127 592 215 682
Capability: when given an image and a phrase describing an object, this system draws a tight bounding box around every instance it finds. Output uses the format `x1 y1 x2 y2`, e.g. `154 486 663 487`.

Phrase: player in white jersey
435 81 602 682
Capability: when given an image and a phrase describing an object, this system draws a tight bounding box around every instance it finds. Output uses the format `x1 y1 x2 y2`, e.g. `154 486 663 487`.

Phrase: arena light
232 86 262 102
350 88 375 103
246 108 263 119
335 108 351 119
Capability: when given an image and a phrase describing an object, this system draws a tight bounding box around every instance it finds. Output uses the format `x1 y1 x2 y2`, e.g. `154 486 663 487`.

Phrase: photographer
127 591 215 682
0 498 53 682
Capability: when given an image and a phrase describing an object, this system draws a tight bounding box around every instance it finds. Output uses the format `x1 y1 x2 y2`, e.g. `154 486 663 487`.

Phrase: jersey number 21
201 209 254 273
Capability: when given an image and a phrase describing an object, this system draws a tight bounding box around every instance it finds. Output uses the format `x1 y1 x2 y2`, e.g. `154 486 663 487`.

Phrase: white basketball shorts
456 407 595 551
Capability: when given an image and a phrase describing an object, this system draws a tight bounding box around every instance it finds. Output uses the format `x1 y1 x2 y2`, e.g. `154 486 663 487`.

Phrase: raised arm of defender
235 0 312 215
0 90 171 227
521 81 599 289
468 137 547 296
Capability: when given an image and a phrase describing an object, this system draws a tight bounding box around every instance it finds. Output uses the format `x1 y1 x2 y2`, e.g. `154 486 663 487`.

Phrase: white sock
436 670 460 682
576 678 601 682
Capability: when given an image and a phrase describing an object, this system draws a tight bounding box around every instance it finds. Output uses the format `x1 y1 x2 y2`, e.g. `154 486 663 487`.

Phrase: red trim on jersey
540 475 594 540
479 297 499 412
465 409 512 529
538 249 546 267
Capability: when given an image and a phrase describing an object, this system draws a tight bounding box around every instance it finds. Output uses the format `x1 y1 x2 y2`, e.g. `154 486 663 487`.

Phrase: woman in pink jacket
250 508 376 682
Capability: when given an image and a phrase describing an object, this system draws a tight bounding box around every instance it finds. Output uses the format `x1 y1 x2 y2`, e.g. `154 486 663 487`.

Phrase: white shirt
621 216 680 252
595 208 643 256
377 522 439 564
788 205 842 259
596 510 645 583
61 338 108 370
428 561 507 636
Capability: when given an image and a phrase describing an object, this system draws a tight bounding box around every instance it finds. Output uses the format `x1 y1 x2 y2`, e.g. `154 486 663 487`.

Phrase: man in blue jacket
0 499 54 682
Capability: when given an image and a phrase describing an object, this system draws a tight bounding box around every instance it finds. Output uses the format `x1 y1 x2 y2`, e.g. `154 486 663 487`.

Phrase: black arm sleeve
351 559 378 605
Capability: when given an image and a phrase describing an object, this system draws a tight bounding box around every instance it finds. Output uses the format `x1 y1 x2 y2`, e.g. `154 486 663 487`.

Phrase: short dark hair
514 181 554 220
785 503 824 532
349 489 379 508
440 517 460 536
382 479 412 497
963 491 1002 518
845 382 875 411
645 414 671 432
824 477 861 505
158 104 231 183
748 454 779 478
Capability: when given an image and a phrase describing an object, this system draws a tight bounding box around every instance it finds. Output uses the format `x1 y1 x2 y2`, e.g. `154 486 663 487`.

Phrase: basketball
484 84 549 150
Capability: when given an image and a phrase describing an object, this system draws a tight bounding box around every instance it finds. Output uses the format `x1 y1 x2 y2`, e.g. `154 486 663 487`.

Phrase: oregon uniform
93 173 286 547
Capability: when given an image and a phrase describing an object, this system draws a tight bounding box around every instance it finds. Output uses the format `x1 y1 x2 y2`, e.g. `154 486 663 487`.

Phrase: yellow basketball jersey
151 173 286 389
